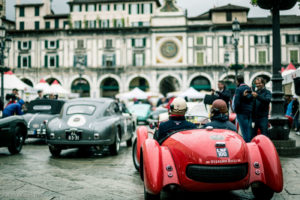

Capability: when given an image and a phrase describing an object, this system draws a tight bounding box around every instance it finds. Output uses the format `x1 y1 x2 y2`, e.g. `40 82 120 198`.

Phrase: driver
202 99 237 132
154 97 196 142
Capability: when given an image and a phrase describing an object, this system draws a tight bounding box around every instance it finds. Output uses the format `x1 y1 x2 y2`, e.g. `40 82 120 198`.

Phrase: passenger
202 99 237 132
154 97 196 142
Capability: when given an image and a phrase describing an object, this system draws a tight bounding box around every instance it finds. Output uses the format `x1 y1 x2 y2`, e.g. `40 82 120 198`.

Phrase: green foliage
251 0 258 5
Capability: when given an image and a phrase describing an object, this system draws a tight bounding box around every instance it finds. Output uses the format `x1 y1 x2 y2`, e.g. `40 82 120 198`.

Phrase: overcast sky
6 0 300 21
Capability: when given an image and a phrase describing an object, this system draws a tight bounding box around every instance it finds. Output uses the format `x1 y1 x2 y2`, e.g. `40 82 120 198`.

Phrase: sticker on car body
67 114 86 127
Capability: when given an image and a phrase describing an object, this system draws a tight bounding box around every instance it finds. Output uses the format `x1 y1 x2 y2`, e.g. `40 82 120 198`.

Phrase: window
20 7 24 17
74 55 87 66
45 21 50 29
131 4 138 14
103 54 116 67
35 21 40 30
196 36 204 45
73 5 81 12
224 52 230 63
77 40 85 49
254 36 270 44
258 51 267 64
105 39 113 48
290 50 299 63
67 105 96 115
223 36 233 45
144 3 151 14
21 41 31 50
133 53 144 66
19 55 31 68
197 52 204 65
35 6 39 16
115 19 124 27
49 40 57 49
226 12 232 21
102 4 110 11
49 55 56 67
22 56 29 67
74 21 82 29
87 4 96 11
20 22 24 30
286 34 300 44
102 20 110 28
132 22 139 27
143 22 150 26
132 38 145 48
63 21 68 29
115 4 123 11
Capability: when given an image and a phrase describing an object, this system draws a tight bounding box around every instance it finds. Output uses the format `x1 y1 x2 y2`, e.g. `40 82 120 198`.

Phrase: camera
246 90 252 94
5 93 17 101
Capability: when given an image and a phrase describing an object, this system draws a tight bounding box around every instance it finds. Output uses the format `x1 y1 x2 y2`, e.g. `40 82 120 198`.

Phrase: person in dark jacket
154 97 196 142
203 99 237 132
252 77 271 137
292 95 299 134
233 75 253 142
212 81 231 110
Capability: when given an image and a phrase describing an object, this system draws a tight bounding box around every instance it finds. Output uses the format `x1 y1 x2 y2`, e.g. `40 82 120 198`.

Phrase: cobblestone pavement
0 136 300 200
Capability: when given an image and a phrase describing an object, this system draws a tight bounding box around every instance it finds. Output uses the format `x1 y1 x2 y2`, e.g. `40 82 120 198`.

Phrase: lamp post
0 25 12 102
76 63 85 97
231 18 241 81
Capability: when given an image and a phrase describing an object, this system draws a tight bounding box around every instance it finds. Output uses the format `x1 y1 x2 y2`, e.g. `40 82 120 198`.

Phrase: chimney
43 0 51 14
16 0 21 5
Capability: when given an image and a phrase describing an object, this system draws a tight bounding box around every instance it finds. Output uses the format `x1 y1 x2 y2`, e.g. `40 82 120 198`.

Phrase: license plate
216 148 229 157
67 132 80 141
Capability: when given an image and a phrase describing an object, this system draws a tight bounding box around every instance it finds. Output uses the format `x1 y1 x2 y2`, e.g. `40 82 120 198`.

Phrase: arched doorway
190 76 211 91
129 77 149 91
100 78 119 97
46 78 61 85
21 78 33 87
71 78 90 97
159 76 180 96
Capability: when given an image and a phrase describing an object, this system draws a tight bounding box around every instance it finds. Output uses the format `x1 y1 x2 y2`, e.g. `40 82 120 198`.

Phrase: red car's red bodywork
134 126 283 198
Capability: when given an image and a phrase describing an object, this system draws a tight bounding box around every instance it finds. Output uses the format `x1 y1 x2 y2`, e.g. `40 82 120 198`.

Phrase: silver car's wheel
109 131 120 155
8 126 23 154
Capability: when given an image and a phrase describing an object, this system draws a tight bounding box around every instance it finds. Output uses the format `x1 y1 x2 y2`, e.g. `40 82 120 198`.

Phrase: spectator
202 99 237 132
36 90 46 100
211 81 231 110
49 93 56 100
292 95 299 135
3 99 25 118
157 97 167 107
5 88 20 106
233 75 253 142
284 95 293 114
252 77 272 137
154 97 196 142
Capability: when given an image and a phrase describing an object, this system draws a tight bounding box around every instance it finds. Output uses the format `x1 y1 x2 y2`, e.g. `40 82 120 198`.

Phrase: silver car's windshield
66 105 96 115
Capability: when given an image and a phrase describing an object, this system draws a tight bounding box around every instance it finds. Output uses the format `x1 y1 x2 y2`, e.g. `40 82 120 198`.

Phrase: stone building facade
5 0 300 98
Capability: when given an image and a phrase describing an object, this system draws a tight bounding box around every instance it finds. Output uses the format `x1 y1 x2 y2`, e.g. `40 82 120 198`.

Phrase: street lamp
77 63 85 97
231 18 241 81
0 25 12 102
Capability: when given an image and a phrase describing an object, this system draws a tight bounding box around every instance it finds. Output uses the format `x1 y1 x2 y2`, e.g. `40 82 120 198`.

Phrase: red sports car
132 126 283 200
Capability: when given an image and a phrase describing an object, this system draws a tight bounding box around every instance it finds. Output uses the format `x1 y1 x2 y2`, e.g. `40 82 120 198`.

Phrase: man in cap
2 99 25 118
154 97 196 142
203 99 237 132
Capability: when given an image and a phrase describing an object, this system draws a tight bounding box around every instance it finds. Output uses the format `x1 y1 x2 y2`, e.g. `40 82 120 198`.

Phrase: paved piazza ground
1 132 300 200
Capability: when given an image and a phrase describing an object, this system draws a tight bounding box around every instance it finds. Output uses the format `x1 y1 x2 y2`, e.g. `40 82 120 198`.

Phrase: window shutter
143 38 146 47
86 4 88 11
266 36 270 44
70 5 73 12
123 3 125 10
113 54 116 66
79 5 82 12
114 4 117 11
29 41 32 49
99 4 101 11
137 4 140 14
132 38 135 47
56 40 59 49
129 4 131 14
18 56 21 68
108 4 110 11
45 40 48 49
28 56 31 68
122 18 125 27
141 4 144 14
107 19 110 28
142 53 145 66
223 36 227 45
254 36 258 44
94 4 97 11
133 53 136 66
73 56 76 67
114 19 117 27
150 3 153 14
45 55 48 68
286 35 290 44
103 55 106 66
56 55 59 68
99 20 102 28
18 41 21 50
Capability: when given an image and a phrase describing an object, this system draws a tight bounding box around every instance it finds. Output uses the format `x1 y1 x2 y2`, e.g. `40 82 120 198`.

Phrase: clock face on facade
160 41 178 58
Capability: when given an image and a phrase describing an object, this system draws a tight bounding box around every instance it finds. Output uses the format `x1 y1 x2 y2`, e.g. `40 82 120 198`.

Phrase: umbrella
49 80 69 95
116 87 148 99
0 71 33 91
34 79 52 94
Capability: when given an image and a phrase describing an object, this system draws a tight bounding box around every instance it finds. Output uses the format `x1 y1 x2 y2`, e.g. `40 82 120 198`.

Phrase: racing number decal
216 148 229 157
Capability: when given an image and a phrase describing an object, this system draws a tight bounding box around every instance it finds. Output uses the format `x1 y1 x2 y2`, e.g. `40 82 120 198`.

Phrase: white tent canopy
179 87 206 99
116 87 148 99
34 79 52 94
0 71 34 91
49 80 70 95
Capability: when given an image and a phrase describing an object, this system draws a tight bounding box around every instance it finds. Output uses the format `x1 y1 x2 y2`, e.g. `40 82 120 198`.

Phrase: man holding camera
252 77 271 138
211 81 231 110
233 75 253 142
